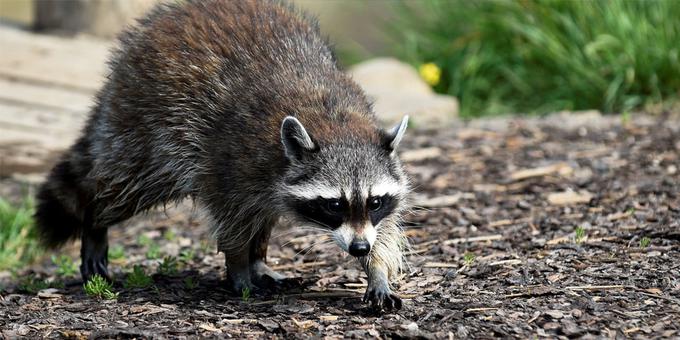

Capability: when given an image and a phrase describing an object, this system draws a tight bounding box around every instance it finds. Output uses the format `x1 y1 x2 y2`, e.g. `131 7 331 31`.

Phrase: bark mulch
1 113 679 339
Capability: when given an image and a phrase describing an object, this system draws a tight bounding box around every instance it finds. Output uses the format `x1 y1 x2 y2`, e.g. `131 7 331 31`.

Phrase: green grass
392 0 680 117
108 245 125 261
125 265 154 289
463 252 476 266
84 274 118 300
574 226 586 243
0 197 41 271
639 237 651 248
157 256 179 276
241 286 251 303
17 275 63 294
51 255 78 277
183 276 198 290
145 243 161 260
163 230 176 241
179 249 196 263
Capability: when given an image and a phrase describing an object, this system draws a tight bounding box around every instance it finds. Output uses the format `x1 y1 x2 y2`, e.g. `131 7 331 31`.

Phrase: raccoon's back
92 0 377 190
103 0 359 135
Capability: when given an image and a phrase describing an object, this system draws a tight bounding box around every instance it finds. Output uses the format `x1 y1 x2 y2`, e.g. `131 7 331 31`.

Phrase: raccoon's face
277 116 410 258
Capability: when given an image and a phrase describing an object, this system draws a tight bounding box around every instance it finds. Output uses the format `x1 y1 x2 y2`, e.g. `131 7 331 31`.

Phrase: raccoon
34 0 410 310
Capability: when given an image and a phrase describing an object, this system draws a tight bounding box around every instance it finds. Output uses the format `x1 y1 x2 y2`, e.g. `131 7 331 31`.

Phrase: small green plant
184 276 198 290
463 252 475 265
158 256 179 276
83 274 118 300
241 286 251 303
574 226 586 243
639 237 651 248
145 243 161 260
138 235 152 246
163 230 176 241
0 197 41 271
17 275 61 294
179 249 196 263
125 265 154 289
51 255 78 277
621 110 632 125
108 245 125 261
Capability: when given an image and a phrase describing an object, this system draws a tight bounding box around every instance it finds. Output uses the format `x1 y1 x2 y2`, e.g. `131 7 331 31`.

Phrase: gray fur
34 0 410 310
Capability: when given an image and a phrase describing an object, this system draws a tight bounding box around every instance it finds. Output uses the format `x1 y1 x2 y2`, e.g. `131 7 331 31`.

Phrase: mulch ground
1 112 679 339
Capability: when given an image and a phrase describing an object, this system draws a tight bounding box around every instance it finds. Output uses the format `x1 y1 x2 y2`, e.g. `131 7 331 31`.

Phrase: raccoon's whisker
280 233 330 250
271 226 326 241
298 238 334 259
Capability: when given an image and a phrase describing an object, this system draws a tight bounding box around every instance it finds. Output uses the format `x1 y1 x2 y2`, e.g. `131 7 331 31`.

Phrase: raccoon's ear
281 116 317 161
382 115 409 154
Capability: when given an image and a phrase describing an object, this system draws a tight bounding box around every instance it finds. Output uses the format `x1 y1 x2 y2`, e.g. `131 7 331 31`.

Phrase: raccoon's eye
326 199 343 213
367 196 382 211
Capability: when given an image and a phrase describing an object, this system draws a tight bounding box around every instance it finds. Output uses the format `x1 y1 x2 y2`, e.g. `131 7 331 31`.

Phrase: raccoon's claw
80 255 110 282
363 286 402 311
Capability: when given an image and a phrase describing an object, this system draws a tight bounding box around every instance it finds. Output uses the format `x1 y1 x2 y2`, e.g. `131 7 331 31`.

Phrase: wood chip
546 236 570 245
416 194 461 208
606 211 632 221
443 234 503 245
319 315 338 322
465 307 498 313
488 219 513 227
37 289 62 299
509 162 573 181
565 285 625 291
489 259 522 266
423 262 457 268
400 147 442 162
292 318 315 329
272 261 327 271
198 323 222 333
547 190 593 205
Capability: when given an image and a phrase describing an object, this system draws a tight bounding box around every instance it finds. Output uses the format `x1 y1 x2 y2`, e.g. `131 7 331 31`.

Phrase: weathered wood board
0 25 109 177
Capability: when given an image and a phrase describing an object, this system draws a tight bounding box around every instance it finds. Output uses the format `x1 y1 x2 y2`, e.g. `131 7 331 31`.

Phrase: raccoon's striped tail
34 159 89 248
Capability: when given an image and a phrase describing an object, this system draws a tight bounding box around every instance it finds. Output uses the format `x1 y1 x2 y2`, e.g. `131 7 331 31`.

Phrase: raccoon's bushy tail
34 158 90 248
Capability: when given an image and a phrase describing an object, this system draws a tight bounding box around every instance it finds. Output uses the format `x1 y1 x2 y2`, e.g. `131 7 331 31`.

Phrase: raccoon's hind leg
80 224 110 281
35 153 111 281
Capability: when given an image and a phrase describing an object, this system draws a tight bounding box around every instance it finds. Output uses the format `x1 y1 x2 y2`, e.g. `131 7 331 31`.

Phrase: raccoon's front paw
226 269 256 296
363 286 402 311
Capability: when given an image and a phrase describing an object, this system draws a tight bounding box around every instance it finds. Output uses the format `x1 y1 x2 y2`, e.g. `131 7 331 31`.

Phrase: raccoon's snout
349 239 371 257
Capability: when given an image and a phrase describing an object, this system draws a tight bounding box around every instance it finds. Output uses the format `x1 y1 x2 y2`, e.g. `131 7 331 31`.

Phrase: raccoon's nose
349 240 371 257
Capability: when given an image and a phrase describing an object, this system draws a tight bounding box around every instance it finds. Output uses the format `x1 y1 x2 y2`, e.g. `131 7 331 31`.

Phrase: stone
349 58 458 128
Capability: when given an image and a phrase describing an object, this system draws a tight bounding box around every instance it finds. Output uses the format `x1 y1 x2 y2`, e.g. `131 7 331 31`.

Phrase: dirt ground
1 113 679 339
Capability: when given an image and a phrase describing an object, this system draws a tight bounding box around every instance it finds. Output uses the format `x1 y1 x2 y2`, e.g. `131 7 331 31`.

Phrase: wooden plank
0 78 94 113
0 25 110 91
0 102 86 135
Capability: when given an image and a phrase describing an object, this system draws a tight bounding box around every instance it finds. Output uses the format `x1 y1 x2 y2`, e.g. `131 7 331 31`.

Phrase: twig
465 307 498 313
489 259 522 266
423 262 458 268
565 285 625 291
443 234 503 245
271 261 327 271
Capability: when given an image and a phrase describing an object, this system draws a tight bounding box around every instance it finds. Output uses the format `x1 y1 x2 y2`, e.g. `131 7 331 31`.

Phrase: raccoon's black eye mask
291 197 347 229
291 194 398 229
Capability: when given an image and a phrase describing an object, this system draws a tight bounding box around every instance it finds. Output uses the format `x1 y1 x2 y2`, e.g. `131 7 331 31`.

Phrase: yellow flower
419 62 441 86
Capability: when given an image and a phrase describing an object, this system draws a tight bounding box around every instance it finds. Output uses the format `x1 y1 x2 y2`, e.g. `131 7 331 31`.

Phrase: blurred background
1 0 679 271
